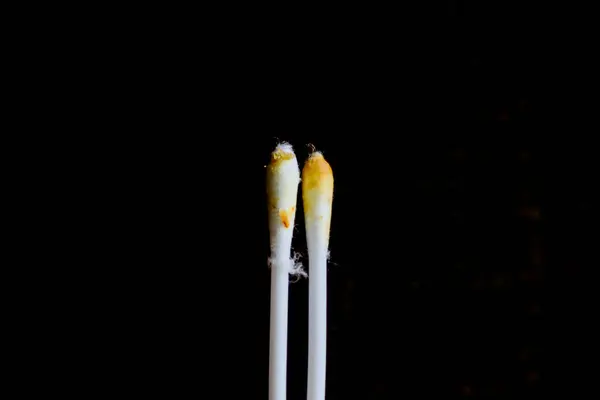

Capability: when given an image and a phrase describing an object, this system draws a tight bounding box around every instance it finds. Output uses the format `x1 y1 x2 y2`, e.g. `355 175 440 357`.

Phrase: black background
84 2 594 399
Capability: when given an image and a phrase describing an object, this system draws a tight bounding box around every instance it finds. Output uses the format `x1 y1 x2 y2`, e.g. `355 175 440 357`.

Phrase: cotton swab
302 150 334 400
267 143 301 400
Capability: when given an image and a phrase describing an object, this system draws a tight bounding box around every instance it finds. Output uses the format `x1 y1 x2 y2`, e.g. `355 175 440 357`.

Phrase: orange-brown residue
270 148 295 167
278 207 295 228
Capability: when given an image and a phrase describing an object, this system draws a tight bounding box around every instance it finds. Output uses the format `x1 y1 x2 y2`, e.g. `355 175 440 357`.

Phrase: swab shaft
307 249 327 400
269 258 289 400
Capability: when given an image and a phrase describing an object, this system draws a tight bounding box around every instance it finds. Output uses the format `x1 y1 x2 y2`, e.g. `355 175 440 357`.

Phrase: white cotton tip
267 142 300 230
266 142 302 275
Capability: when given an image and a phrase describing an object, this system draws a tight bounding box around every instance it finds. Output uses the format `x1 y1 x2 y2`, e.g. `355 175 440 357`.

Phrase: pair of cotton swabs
266 143 333 400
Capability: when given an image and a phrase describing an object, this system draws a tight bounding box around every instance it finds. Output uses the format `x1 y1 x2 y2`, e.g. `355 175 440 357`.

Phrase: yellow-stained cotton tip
302 151 333 239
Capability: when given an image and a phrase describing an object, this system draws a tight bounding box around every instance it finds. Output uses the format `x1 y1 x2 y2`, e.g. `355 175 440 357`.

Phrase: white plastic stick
267 143 300 400
302 151 333 400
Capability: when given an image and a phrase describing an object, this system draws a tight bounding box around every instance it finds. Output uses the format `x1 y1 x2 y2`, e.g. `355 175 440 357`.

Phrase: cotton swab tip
267 143 300 205
302 151 333 218
267 142 300 250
